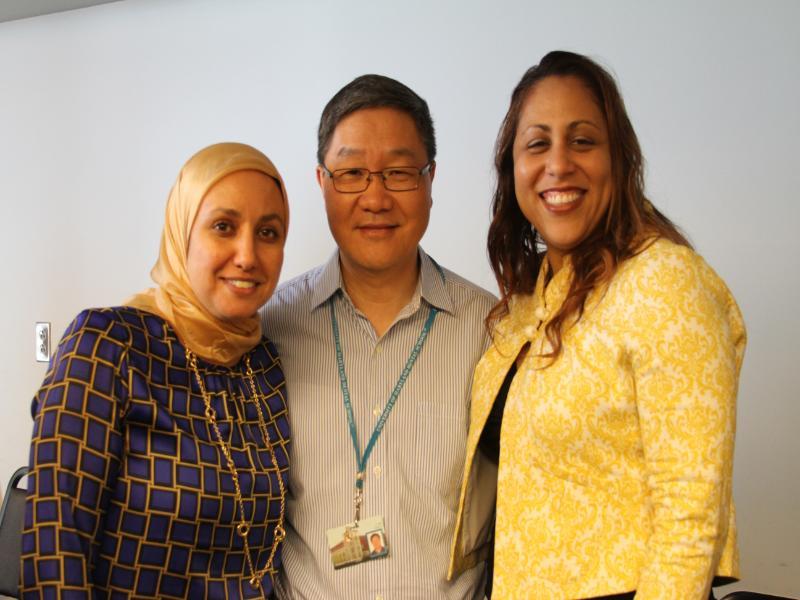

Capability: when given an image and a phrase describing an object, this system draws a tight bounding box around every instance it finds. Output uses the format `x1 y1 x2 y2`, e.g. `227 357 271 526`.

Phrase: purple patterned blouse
21 307 290 599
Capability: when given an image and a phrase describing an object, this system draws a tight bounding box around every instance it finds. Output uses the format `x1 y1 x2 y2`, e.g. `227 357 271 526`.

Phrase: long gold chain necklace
186 348 287 595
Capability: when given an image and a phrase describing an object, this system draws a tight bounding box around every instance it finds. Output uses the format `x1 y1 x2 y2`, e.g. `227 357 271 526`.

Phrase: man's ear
427 161 436 208
316 165 326 189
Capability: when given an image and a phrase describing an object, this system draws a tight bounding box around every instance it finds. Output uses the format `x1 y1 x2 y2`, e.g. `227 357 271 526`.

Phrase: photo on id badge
326 515 389 569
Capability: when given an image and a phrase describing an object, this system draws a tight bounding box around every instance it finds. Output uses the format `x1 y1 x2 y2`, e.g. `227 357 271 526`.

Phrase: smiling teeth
542 191 581 205
229 280 256 289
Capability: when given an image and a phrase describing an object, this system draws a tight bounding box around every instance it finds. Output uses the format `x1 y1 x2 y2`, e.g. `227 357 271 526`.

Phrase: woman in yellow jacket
449 51 745 599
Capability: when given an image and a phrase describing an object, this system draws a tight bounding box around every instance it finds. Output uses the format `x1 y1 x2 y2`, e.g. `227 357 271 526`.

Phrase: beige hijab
127 142 289 366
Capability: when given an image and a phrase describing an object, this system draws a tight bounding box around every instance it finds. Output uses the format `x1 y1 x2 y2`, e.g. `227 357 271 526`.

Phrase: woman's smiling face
513 75 613 272
186 169 287 321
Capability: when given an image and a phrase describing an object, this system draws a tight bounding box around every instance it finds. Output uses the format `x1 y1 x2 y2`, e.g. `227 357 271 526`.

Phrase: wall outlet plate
35 322 50 362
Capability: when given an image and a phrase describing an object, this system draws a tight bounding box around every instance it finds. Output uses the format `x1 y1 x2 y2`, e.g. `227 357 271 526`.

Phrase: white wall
1 0 798 594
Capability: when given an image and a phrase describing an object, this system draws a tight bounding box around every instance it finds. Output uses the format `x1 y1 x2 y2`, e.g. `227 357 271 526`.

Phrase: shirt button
376 596 384 600
534 306 547 321
375 346 383 355
373 465 382 478
523 325 537 339
373 405 381 417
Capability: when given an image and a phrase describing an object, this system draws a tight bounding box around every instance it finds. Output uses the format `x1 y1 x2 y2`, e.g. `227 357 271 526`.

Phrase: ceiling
0 0 123 23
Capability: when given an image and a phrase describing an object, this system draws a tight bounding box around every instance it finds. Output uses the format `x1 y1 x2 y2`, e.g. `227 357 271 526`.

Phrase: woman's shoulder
617 238 731 297
66 306 172 350
624 237 700 271
257 335 280 359
610 238 744 334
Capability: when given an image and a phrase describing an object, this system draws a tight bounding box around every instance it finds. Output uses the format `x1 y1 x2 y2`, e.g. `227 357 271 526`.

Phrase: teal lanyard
329 298 438 503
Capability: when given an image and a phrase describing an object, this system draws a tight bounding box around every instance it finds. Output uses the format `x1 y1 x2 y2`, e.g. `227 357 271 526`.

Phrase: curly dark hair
487 50 690 360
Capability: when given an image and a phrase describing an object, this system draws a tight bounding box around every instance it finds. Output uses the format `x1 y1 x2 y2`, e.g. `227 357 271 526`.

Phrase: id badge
325 515 389 569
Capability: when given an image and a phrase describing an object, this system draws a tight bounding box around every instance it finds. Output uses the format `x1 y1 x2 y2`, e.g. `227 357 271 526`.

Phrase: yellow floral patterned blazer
449 239 746 599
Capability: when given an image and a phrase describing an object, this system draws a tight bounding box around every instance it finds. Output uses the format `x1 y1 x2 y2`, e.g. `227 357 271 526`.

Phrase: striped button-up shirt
261 249 496 600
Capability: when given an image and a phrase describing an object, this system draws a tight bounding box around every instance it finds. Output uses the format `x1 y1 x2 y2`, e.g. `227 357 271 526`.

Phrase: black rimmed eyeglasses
320 163 433 193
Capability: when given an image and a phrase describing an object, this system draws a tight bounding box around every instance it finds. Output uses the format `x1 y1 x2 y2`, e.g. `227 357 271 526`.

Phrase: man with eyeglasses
261 74 495 599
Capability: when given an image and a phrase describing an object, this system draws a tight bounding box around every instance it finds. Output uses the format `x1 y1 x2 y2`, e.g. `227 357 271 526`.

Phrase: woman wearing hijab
21 143 290 599
449 52 745 598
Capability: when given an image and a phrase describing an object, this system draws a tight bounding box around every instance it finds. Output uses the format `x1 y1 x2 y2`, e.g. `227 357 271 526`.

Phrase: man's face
317 107 434 278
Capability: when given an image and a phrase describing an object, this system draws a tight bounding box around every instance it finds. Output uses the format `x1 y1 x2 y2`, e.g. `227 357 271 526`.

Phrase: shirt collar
310 251 344 310
308 247 454 315
419 249 454 315
495 254 574 345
